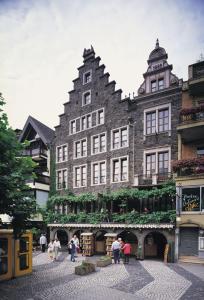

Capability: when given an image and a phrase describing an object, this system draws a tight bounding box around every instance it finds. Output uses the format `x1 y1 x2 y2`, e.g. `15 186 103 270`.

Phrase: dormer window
83 70 92 85
151 78 164 92
82 90 91 106
151 81 157 92
158 78 164 90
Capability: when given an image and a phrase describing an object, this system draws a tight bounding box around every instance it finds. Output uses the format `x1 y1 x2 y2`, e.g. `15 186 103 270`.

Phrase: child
47 240 54 261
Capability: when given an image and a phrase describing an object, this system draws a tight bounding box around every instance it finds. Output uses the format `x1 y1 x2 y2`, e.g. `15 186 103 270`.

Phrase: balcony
172 158 204 178
177 106 204 142
26 174 50 186
134 173 172 186
188 61 204 96
22 147 47 161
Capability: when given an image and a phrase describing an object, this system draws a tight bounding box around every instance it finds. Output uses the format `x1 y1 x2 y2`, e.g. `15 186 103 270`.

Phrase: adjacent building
19 116 54 228
175 60 204 262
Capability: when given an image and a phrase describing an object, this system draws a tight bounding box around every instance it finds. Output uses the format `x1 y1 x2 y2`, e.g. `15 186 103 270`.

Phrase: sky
0 0 204 130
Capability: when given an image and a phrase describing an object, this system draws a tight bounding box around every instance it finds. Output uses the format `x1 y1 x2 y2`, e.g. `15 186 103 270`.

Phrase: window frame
73 138 87 159
82 90 91 106
181 185 204 213
144 103 171 137
56 168 68 190
143 147 171 177
111 155 129 183
73 164 87 188
91 132 107 155
83 70 92 85
91 160 106 186
56 144 68 163
111 126 129 151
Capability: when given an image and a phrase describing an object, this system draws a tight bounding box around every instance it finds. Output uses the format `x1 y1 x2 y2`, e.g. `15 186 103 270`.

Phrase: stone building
174 60 204 262
49 41 182 260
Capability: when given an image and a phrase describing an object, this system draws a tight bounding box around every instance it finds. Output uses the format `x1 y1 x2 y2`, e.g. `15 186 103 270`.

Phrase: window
151 78 164 92
97 109 104 125
82 90 91 106
158 78 164 90
70 120 76 134
83 70 92 84
146 153 156 176
56 144 68 163
199 237 204 251
144 104 171 136
73 165 87 188
151 80 156 92
56 169 67 190
91 133 106 155
70 108 105 135
112 126 128 150
144 148 170 176
74 139 87 158
158 108 169 132
111 156 128 183
92 161 106 185
197 147 204 157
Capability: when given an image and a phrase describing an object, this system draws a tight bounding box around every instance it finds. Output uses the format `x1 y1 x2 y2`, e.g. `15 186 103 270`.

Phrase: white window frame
199 237 204 251
91 132 107 155
69 107 105 135
56 168 68 190
96 109 105 125
74 138 87 159
83 70 92 85
73 164 87 188
111 155 129 183
144 103 171 137
56 144 68 163
91 160 106 186
111 125 129 150
82 90 91 106
143 147 171 176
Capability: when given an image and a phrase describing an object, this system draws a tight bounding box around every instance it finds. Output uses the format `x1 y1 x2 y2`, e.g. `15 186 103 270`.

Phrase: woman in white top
47 240 54 261
53 238 61 260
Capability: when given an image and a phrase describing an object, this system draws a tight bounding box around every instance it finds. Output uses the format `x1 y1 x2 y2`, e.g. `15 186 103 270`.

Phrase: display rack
104 233 117 257
80 232 94 256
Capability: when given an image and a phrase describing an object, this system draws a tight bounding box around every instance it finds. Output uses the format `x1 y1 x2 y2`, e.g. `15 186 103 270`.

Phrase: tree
0 93 37 223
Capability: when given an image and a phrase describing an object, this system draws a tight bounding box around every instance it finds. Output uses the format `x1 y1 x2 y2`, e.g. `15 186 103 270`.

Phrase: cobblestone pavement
0 252 204 300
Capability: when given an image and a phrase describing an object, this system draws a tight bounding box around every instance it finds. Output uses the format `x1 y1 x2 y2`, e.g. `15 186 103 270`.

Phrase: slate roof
19 116 55 145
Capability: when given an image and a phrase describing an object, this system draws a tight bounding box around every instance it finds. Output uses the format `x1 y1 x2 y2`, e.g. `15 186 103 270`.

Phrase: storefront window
182 187 200 211
0 238 8 275
19 237 29 270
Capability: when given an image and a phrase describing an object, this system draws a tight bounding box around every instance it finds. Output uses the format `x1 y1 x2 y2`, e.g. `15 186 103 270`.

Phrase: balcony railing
22 147 47 158
172 158 204 177
134 173 172 186
26 174 50 185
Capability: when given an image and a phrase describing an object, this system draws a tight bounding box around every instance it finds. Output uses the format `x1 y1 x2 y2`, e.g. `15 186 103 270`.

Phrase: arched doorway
144 231 167 260
55 229 68 246
95 230 107 254
117 231 138 255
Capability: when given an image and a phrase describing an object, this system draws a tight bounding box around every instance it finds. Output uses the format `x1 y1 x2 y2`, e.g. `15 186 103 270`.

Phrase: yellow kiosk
0 229 32 281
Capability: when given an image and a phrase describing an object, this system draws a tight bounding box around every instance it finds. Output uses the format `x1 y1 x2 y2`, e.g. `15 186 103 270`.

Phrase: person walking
47 240 54 261
118 237 124 261
53 237 61 260
39 234 47 253
111 237 120 264
69 240 76 262
71 235 79 257
121 241 132 264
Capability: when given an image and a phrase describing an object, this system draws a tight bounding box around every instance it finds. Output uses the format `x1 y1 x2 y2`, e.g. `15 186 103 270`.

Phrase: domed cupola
137 39 180 95
148 39 168 63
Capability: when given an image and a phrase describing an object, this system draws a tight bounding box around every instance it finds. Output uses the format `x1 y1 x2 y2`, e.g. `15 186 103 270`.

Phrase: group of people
40 233 132 265
111 237 131 264
39 234 61 261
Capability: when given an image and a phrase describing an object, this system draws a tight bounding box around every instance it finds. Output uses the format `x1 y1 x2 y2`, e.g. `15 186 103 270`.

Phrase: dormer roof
148 39 167 63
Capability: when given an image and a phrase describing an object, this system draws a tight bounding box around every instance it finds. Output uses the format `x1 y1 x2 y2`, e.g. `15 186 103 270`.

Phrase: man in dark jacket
70 240 76 262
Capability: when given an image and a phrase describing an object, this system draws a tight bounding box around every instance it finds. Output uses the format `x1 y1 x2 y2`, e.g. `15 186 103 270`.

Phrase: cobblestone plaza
0 252 204 300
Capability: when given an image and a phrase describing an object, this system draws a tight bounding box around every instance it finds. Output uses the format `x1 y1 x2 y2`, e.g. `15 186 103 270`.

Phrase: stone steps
179 255 204 264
